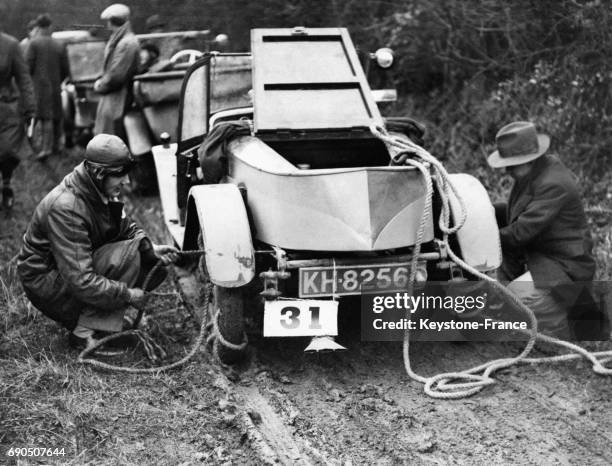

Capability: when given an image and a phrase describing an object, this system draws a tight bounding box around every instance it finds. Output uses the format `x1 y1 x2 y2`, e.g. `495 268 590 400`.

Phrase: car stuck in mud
150 27 502 363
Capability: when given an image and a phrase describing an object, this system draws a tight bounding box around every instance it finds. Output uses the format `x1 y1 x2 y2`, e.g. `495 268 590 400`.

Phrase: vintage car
59 29 221 149
59 33 104 146
151 27 501 362
122 34 230 193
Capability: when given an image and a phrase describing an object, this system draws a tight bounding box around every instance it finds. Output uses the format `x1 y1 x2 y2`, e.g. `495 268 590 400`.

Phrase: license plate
299 263 413 297
263 300 338 337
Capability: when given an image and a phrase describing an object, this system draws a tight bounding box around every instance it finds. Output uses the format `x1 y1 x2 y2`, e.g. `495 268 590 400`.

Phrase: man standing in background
26 14 69 161
0 16 36 210
19 20 38 55
93 3 139 138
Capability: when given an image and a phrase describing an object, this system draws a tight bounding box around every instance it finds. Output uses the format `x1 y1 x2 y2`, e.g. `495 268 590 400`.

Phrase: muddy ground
1 151 611 465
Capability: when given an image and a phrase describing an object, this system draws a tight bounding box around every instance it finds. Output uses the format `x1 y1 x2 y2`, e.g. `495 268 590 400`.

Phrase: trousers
23 237 166 332
500 271 571 339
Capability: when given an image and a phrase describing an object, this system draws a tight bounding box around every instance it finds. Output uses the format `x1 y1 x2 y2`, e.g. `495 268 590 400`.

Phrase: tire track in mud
132 197 325 465
469 342 612 463
235 384 330 465
247 336 612 465
131 194 612 465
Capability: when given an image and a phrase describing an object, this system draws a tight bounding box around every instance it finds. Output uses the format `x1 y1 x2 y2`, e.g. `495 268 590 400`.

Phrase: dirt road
2 154 610 465
132 194 612 466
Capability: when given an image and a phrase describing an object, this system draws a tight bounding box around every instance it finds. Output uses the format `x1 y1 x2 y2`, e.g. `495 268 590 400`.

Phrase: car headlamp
374 48 394 69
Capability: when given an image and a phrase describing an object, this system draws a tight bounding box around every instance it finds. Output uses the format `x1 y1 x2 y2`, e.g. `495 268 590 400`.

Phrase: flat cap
100 3 131 21
85 134 133 167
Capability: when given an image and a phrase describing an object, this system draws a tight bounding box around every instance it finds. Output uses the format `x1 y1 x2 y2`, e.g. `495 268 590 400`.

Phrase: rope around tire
205 306 249 354
77 250 245 372
370 124 612 399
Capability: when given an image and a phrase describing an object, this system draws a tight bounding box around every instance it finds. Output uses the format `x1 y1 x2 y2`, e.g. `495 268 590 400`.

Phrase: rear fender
447 174 502 273
183 184 255 287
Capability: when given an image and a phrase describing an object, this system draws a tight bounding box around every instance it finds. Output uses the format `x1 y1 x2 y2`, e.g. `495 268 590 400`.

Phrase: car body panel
447 174 502 272
227 136 434 251
152 143 184 247
185 184 255 287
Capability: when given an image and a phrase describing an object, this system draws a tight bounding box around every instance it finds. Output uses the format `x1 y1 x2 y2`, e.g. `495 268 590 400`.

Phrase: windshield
209 55 252 113
66 41 106 82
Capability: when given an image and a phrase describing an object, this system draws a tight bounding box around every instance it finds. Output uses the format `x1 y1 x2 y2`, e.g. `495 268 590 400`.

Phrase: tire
198 233 247 364
212 285 247 364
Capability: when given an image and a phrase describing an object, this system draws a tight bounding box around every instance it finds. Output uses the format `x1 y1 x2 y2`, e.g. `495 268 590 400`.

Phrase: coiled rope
370 124 612 399
77 250 246 372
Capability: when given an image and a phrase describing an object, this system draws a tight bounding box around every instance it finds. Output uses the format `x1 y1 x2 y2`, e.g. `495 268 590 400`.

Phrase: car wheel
197 233 247 364
211 285 247 364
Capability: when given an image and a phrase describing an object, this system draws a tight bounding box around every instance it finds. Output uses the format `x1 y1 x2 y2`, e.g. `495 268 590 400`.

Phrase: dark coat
94 24 139 135
17 162 146 325
0 32 36 162
494 154 609 339
26 31 69 120
496 153 595 287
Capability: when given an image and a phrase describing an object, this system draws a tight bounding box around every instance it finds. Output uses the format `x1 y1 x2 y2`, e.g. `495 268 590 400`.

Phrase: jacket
496 153 595 288
197 121 251 183
94 23 139 135
26 30 69 120
17 162 146 311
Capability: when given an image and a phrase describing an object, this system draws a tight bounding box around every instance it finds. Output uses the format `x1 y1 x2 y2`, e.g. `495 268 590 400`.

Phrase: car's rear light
259 269 291 300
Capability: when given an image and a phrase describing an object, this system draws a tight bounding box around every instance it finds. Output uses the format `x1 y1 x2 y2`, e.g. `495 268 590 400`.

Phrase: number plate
299 263 413 297
263 300 338 337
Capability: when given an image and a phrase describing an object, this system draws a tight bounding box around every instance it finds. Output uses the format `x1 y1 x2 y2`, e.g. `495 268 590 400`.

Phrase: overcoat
496 153 595 287
495 153 608 339
0 32 36 162
94 23 139 135
26 30 69 120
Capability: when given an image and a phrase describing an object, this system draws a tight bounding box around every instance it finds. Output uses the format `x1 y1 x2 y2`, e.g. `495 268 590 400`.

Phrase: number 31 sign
263 300 338 337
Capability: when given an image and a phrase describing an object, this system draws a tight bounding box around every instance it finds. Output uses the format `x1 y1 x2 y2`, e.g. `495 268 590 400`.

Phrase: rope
77 249 245 373
205 306 249 358
370 124 612 398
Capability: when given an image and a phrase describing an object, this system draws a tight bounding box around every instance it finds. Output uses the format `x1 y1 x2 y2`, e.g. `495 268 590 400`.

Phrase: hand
127 288 147 309
153 244 180 265
93 78 103 93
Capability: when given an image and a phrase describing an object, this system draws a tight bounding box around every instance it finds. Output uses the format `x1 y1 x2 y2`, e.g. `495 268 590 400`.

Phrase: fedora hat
487 121 550 168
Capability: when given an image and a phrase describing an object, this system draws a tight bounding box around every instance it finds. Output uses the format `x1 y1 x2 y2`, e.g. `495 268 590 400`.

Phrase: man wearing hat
93 3 139 137
488 121 605 339
18 134 179 350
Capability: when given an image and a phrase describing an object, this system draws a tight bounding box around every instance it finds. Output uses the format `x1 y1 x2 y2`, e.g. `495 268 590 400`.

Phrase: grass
0 151 252 465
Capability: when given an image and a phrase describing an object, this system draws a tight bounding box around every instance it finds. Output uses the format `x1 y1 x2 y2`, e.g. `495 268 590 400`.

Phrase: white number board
263 300 338 337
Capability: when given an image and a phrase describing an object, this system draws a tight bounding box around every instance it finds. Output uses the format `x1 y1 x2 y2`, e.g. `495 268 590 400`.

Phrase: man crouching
17 134 179 350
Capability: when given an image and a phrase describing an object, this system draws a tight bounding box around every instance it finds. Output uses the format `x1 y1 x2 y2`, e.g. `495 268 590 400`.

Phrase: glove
127 288 147 309
153 244 180 265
